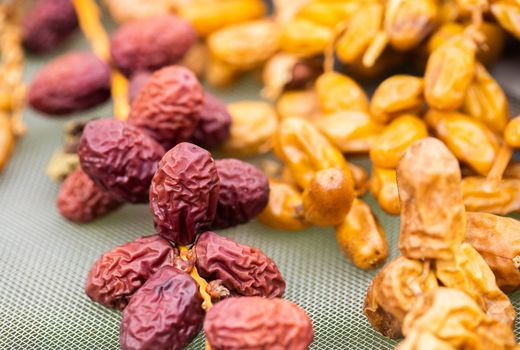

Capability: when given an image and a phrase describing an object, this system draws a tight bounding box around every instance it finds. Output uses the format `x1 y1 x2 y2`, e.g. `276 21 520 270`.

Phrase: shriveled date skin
149 143 220 246
213 159 269 229
204 297 313 350
128 66 204 149
85 235 173 310
364 257 438 338
336 199 388 270
28 52 111 115
120 267 204 350
466 212 520 293
190 93 232 150
110 15 197 77
195 231 285 298
57 167 122 223
400 288 517 350
128 71 152 104
78 119 165 203
22 0 78 54
397 138 466 260
434 243 516 327
462 176 520 215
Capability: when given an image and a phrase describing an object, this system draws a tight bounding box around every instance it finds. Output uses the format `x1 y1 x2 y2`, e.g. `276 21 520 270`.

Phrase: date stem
178 246 213 311
72 0 130 121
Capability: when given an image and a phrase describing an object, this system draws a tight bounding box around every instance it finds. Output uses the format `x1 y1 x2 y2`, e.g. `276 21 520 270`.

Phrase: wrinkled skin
57 167 122 223
195 231 285 298
22 0 78 53
204 297 313 350
149 143 220 245
466 212 520 293
110 15 197 77
190 93 232 149
434 243 516 327
212 159 269 229
336 199 388 270
128 66 204 149
400 288 517 350
397 138 466 260
120 267 204 350
85 235 173 310
28 52 110 115
364 257 438 338
462 176 520 215
128 71 152 104
78 119 165 203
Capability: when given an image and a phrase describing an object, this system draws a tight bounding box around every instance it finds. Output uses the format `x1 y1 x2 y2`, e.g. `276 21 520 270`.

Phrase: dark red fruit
110 15 197 77
78 118 165 203
85 235 174 310
213 159 269 229
149 143 220 245
128 66 204 149
22 0 78 53
190 93 231 149
120 266 204 350
28 52 110 115
57 167 122 223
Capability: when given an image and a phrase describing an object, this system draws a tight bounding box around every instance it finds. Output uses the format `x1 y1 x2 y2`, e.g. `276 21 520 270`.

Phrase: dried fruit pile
83 143 313 349
15 0 520 348
365 138 520 349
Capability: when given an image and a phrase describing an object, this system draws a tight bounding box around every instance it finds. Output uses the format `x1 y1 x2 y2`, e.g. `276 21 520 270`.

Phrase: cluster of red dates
83 142 313 349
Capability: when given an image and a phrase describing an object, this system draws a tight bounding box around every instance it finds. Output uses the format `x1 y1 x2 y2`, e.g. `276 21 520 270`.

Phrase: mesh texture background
1 12 520 350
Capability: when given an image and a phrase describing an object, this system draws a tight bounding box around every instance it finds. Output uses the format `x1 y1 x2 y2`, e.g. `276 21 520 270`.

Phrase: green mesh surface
2 17 520 350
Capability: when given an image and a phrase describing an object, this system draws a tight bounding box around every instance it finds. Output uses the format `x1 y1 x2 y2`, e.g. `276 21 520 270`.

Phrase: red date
110 15 197 77
85 235 174 310
213 159 269 229
128 65 204 149
28 52 111 115
149 143 220 245
204 296 314 350
195 231 285 298
128 71 152 104
190 93 231 149
120 266 204 350
56 167 122 223
22 0 78 54
78 118 165 203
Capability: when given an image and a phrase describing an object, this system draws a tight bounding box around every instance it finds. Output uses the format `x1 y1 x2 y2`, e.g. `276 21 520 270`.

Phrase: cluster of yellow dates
365 138 520 350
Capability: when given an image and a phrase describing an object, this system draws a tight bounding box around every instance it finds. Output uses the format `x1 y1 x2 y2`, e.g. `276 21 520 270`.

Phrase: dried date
128 65 204 149
195 231 285 298
128 71 152 104
466 212 520 293
190 93 232 149
120 266 204 350
110 15 197 77
85 235 174 310
28 52 110 115
57 167 122 223
78 118 165 203
397 138 466 260
204 296 313 350
212 159 269 229
149 143 220 245
22 0 78 54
